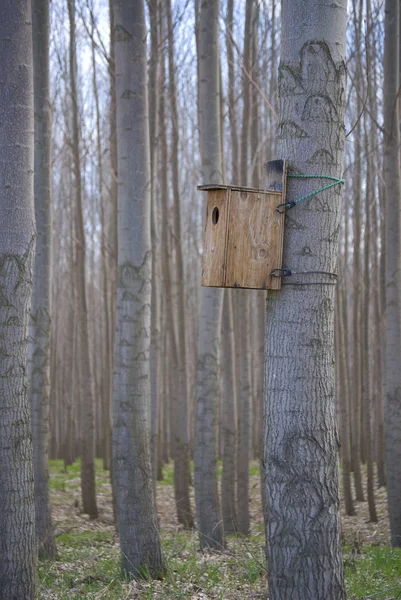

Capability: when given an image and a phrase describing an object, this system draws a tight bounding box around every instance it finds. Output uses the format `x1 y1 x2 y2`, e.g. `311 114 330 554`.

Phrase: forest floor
38 460 401 599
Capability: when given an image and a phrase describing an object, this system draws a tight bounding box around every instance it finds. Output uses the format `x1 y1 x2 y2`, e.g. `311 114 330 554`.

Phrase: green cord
277 173 345 212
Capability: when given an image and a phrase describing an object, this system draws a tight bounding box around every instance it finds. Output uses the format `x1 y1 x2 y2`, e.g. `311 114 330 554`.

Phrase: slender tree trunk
235 0 253 536
157 12 193 526
263 1 347 597
90 10 112 473
240 0 252 185
67 0 98 519
350 0 365 494
351 131 364 498
108 0 119 524
352 0 367 473
336 277 354 516
362 131 377 523
148 0 161 498
337 193 354 516
112 0 165 577
365 0 385 489
236 290 251 535
0 1 37 596
384 0 401 548
166 0 194 529
221 290 238 533
226 0 238 182
30 0 57 558
194 0 225 550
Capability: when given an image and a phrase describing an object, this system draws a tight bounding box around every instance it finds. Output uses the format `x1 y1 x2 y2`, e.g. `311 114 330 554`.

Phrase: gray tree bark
90 6 112 473
194 0 225 551
112 0 165 577
226 0 238 182
384 0 401 548
362 130 377 523
67 0 98 519
263 1 347 597
166 0 194 530
337 194 354 516
29 0 57 559
108 0 119 525
157 14 193 525
148 0 161 500
221 290 238 533
0 0 37 597
236 290 251 535
350 0 364 500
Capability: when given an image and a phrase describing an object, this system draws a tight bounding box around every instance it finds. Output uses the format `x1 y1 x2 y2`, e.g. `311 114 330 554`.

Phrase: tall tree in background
148 0 161 496
350 0 364 503
383 0 401 547
221 290 238 533
236 0 253 536
0 0 37 597
194 0 225 551
263 0 347 597
112 0 165 577
29 0 57 558
221 0 239 534
67 0 98 519
166 0 194 529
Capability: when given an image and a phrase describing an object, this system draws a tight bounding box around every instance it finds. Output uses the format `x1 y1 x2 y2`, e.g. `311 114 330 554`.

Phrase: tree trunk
157 10 193 526
362 127 377 523
226 0 238 182
336 279 354 516
112 0 165 577
263 1 347 597
384 0 401 548
350 0 365 497
67 0 98 519
221 290 238 533
108 0 119 525
166 0 194 530
148 0 161 499
236 290 251 535
0 1 37 596
235 0 253 536
337 190 354 516
90 7 112 473
30 0 57 558
194 0 225 550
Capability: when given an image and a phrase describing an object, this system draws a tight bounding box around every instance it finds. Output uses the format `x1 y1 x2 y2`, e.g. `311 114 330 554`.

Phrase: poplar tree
263 0 348 596
112 0 165 577
30 0 57 558
194 0 225 551
383 0 401 548
0 1 37 597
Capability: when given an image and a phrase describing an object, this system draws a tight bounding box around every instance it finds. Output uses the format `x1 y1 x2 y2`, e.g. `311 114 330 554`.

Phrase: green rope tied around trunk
276 173 345 213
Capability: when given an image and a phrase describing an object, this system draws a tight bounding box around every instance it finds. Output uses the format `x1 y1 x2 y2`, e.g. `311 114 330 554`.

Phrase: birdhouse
199 160 287 290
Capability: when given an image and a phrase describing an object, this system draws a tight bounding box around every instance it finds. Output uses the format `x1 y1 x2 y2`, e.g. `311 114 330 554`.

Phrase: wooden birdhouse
199 160 287 290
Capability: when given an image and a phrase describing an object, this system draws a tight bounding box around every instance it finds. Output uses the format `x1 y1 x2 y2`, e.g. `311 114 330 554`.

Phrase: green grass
40 530 401 599
49 458 110 492
158 460 261 486
38 529 268 599
42 459 401 599
56 530 113 548
345 547 401 599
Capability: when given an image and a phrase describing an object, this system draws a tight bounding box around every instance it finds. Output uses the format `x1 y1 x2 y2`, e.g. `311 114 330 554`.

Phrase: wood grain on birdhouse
199 160 286 290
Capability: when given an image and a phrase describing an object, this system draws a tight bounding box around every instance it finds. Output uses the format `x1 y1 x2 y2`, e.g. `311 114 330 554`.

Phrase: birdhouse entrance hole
212 207 219 225
198 160 287 291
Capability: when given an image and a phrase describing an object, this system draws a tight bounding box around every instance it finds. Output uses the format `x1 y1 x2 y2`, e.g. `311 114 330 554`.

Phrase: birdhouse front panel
201 188 229 287
199 182 285 290
225 189 284 290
